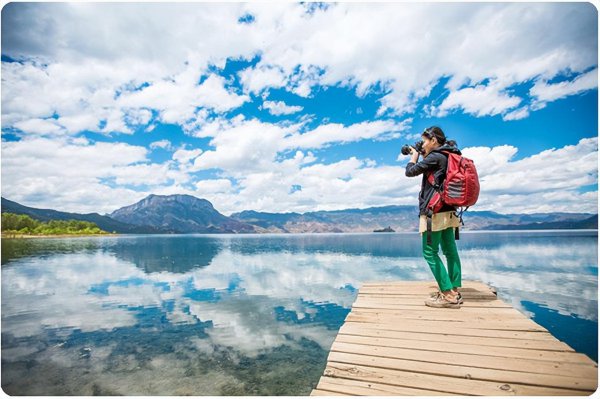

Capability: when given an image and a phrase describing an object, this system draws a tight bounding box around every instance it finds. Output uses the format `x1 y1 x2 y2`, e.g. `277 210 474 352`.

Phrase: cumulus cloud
1 3 597 215
261 100 303 116
433 82 522 118
238 65 287 95
0 137 183 213
463 137 598 213
2 2 596 134
283 119 410 149
195 179 235 194
530 68 598 104
150 140 173 151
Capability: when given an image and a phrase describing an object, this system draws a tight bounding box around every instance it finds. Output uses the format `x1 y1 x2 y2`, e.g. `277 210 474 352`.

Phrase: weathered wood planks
311 280 598 396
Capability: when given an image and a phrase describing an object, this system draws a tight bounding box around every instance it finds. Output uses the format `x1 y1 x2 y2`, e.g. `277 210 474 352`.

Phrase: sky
1 2 598 216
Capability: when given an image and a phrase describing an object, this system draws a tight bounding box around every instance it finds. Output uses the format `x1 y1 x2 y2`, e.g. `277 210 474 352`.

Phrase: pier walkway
311 280 597 396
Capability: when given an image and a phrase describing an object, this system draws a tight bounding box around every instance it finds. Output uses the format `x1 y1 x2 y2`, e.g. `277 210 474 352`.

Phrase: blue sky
1 2 598 215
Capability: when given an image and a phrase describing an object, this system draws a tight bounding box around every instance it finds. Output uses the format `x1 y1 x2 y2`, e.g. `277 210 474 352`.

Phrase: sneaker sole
424 301 461 309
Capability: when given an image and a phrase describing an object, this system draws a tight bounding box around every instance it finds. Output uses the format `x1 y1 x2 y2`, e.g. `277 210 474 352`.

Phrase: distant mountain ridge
2 195 597 234
232 206 597 232
0 197 165 234
109 194 257 234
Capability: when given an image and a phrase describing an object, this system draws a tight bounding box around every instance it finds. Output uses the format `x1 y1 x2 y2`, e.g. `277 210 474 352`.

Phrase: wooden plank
338 324 575 351
362 281 494 289
352 303 526 316
330 341 598 379
346 312 548 331
335 334 590 363
310 388 347 396
328 352 597 391
311 281 597 396
358 289 499 300
357 295 512 307
316 376 449 396
352 297 516 318
324 362 593 396
341 320 559 341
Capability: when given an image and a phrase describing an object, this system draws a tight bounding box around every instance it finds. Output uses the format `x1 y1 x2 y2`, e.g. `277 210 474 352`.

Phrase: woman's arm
405 153 440 177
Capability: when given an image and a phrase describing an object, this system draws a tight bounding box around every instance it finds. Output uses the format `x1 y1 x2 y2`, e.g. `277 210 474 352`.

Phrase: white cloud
172 147 202 164
1 3 597 216
195 179 235 194
530 68 598 104
2 2 596 133
433 82 522 118
502 107 530 121
283 119 410 150
0 137 170 213
238 65 287 94
261 100 303 116
13 118 65 135
463 138 598 213
150 140 174 151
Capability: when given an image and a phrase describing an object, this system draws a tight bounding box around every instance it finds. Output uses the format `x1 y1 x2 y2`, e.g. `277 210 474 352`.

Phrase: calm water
1 231 598 395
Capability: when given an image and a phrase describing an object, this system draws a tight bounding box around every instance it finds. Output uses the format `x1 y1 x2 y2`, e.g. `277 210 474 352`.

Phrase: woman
405 126 463 309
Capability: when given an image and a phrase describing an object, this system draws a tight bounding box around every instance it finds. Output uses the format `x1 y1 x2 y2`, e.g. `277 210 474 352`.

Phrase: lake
1 231 597 395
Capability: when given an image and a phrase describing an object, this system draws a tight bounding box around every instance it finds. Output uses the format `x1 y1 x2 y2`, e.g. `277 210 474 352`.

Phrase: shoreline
1 233 119 239
2 229 596 239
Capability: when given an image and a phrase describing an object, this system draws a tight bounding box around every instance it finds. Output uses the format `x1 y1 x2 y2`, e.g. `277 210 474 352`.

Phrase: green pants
422 227 462 292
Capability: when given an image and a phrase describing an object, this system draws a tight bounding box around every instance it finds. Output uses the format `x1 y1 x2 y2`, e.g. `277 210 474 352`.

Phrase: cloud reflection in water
1 231 597 395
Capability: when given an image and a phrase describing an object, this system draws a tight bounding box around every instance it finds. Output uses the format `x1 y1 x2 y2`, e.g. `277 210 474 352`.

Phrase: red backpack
425 151 480 242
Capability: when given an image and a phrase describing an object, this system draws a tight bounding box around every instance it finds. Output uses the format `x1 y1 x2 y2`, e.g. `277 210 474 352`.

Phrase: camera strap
426 209 433 245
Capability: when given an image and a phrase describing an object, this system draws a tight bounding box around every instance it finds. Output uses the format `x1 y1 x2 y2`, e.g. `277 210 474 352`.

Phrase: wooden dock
311 280 598 396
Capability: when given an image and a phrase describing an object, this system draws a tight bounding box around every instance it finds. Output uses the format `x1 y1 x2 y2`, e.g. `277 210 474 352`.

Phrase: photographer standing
405 126 463 309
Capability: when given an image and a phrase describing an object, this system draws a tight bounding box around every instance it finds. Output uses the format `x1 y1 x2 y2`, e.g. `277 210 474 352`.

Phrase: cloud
150 140 173 151
0 137 166 213
433 82 522 118
462 137 598 213
502 107 530 121
261 100 303 116
13 118 65 135
1 3 596 216
530 68 598 104
3 128 596 216
195 179 235 194
283 119 410 150
172 147 203 164
238 65 287 95
2 2 596 134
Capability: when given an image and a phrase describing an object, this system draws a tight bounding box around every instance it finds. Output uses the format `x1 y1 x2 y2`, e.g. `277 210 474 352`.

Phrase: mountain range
2 195 597 234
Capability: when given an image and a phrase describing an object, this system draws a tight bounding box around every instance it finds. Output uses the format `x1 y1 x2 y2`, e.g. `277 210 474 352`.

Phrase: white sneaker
425 292 461 309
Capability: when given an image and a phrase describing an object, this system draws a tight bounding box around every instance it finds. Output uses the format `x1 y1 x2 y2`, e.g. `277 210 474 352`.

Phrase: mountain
1 197 164 234
231 205 418 233
3 196 596 235
231 207 597 232
484 214 598 230
109 194 257 234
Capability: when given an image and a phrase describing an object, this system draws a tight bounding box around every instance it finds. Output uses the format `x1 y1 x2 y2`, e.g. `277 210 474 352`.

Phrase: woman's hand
409 147 420 163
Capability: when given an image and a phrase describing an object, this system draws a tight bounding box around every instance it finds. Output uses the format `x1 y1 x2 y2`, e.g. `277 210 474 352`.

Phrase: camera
401 140 424 156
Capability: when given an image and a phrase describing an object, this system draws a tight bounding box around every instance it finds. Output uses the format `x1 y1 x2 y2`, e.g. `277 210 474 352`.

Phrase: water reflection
106 235 223 273
1 231 597 395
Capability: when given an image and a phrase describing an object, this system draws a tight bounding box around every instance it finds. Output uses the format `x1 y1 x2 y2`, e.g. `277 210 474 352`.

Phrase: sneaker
431 291 463 304
425 293 461 309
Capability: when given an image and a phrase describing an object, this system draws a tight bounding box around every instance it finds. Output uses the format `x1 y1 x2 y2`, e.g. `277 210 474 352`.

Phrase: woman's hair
422 126 446 144
422 126 457 147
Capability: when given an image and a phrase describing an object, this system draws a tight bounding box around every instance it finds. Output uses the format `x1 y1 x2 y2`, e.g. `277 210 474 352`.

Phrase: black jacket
405 144 462 216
